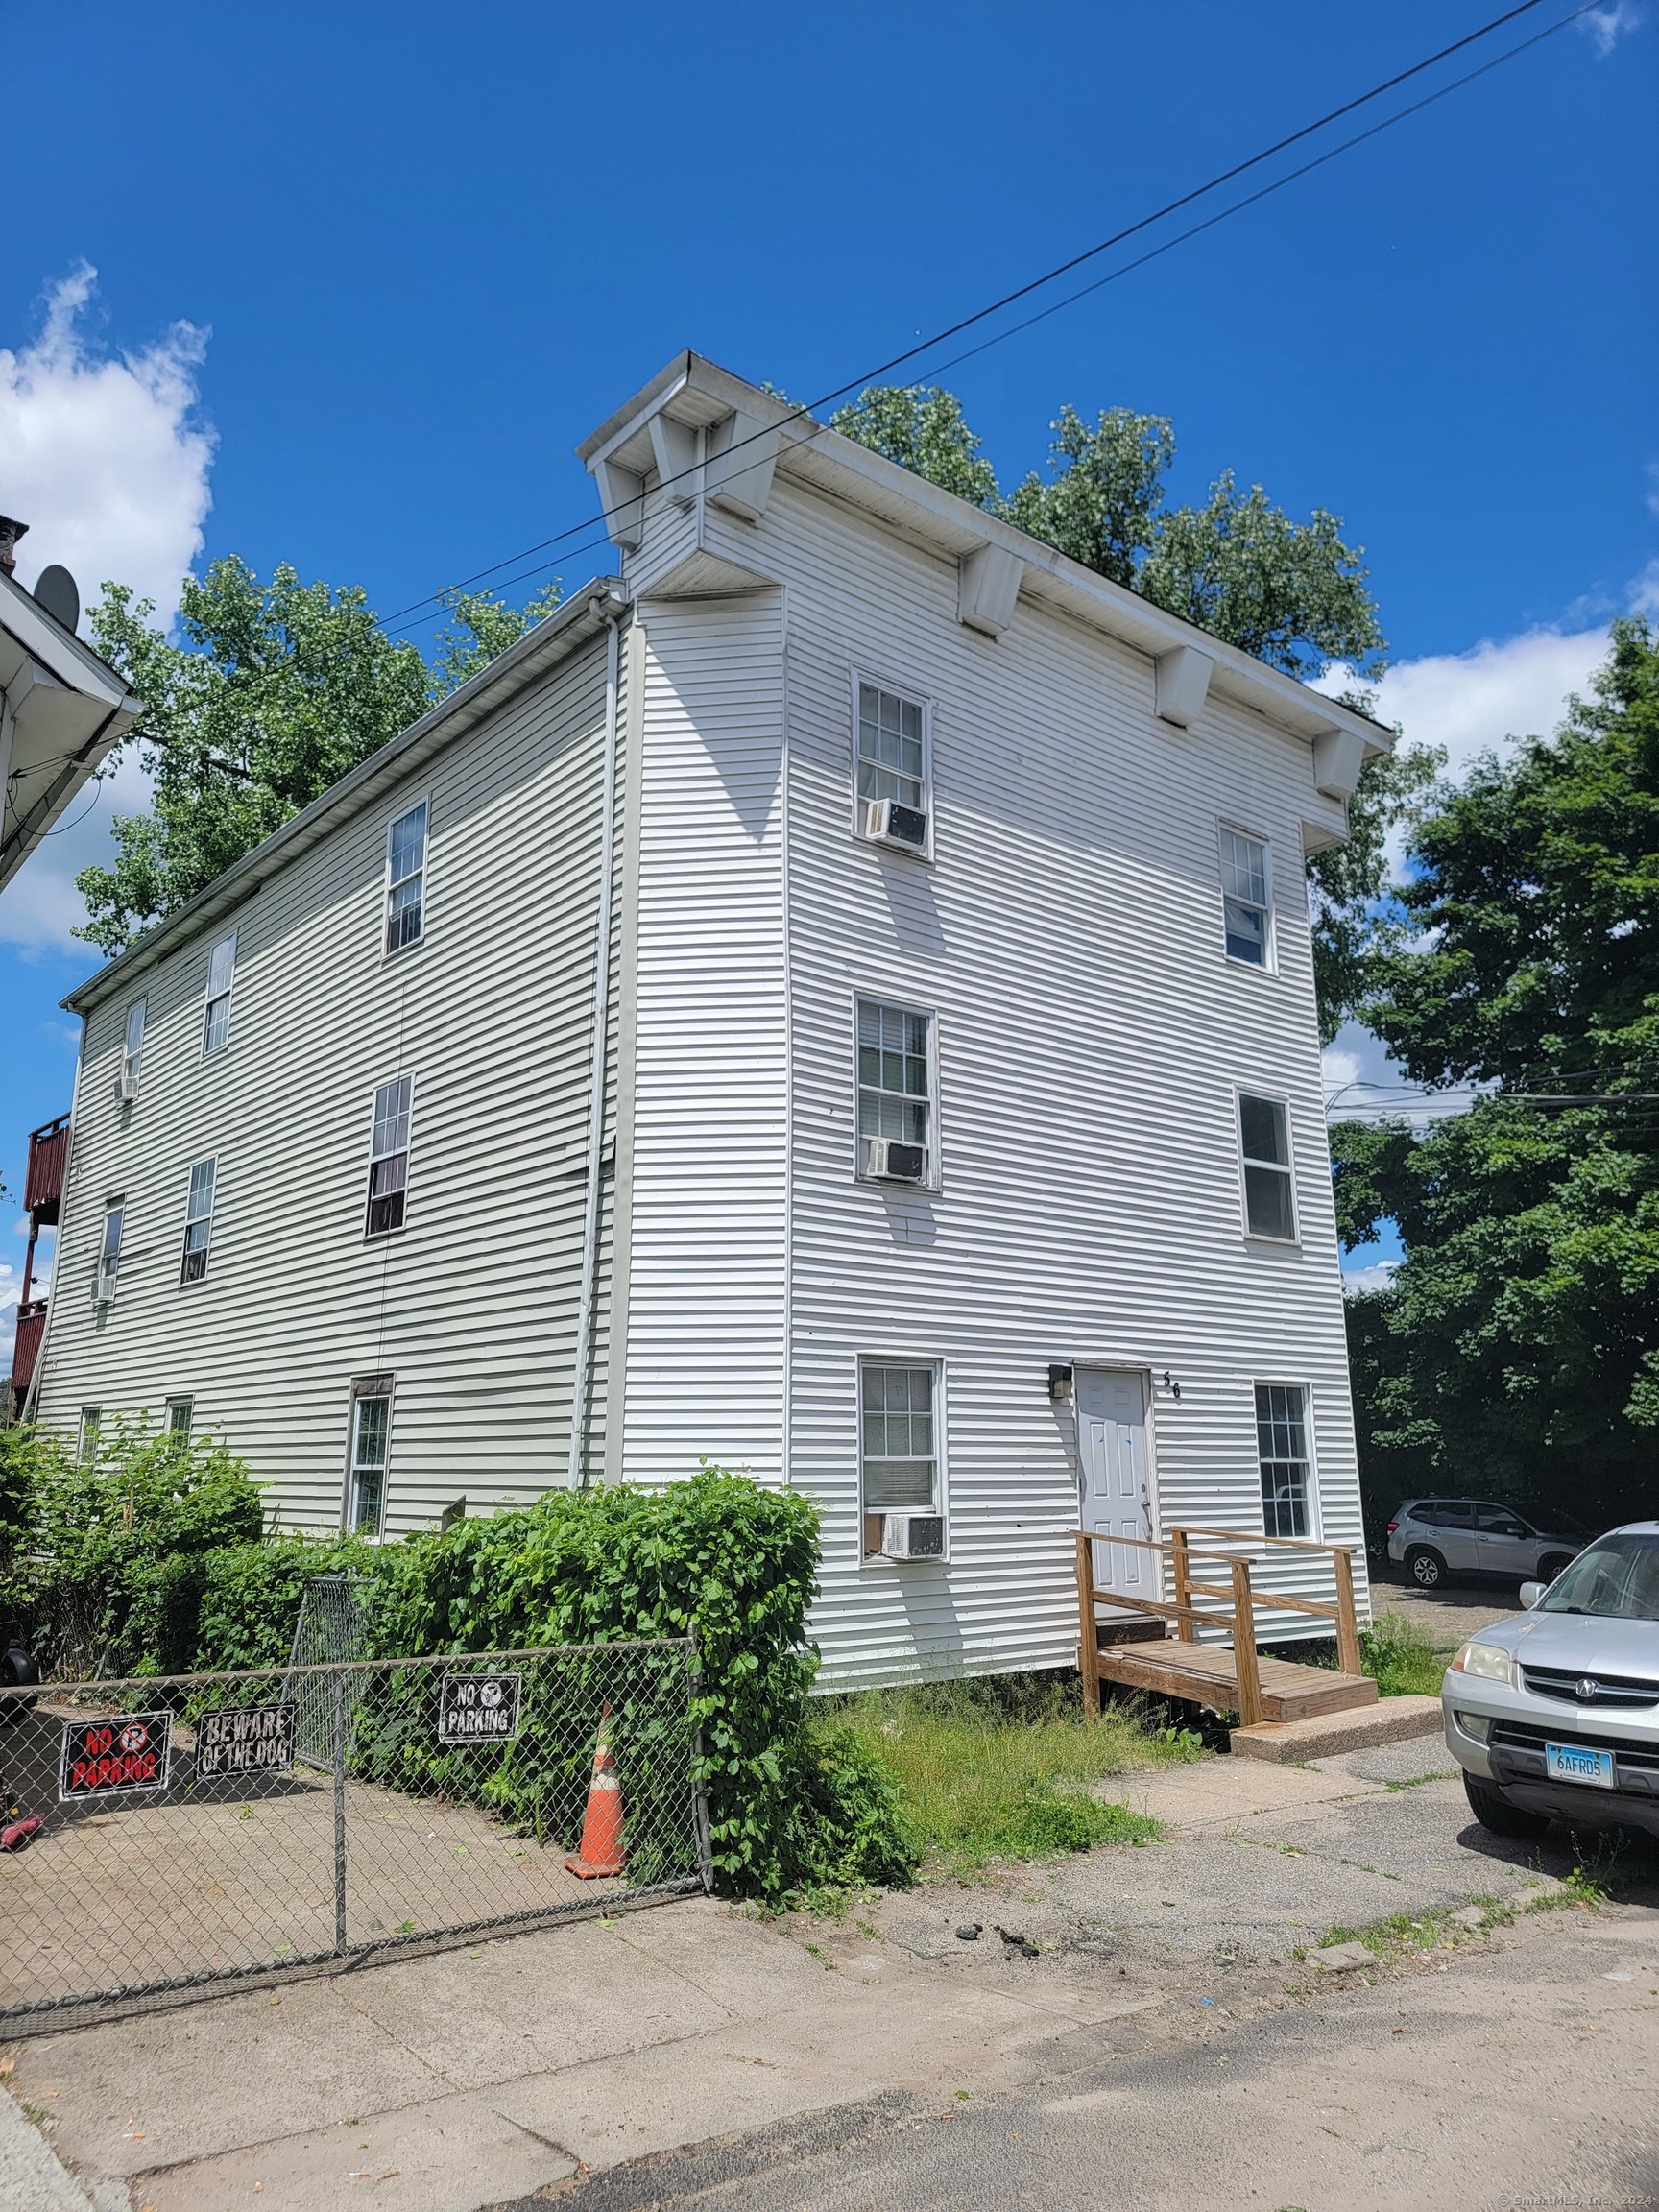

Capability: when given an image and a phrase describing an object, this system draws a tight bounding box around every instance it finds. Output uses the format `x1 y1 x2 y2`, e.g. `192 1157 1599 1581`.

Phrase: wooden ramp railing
1073 1527 1365 1728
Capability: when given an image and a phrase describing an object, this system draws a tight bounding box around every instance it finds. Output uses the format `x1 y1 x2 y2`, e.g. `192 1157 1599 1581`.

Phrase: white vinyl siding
38 610 617 1535
180 1158 216 1285
202 933 236 1057
1256 1382 1311 1538
1220 829 1270 968
384 801 428 954
366 1075 413 1237
1238 1094 1296 1241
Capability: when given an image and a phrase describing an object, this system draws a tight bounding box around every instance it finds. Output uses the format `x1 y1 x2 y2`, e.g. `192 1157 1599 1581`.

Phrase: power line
379 0 1580 636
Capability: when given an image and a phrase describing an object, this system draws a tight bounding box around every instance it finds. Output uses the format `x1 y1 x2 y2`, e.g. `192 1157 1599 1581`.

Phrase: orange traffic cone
565 1721 626 1879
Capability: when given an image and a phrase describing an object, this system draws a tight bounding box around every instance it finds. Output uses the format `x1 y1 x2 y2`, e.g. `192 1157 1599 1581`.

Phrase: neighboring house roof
0 567 143 894
62 584 627 1015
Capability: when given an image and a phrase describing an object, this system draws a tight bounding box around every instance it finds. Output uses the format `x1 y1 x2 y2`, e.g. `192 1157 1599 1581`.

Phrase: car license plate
1545 1742 1616 1789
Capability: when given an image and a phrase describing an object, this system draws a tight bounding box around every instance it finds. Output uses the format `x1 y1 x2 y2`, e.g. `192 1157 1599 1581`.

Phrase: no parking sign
60 1713 172 1800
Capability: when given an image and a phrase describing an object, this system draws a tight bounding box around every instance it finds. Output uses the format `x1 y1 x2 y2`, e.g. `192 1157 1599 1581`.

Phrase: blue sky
2 0 1656 1329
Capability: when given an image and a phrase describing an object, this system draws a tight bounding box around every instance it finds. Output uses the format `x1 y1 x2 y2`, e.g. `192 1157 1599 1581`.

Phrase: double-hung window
1256 1383 1311 1539
366 1075 413 1237
855 681 928 847
180 1158 216 1284
78 1407 102 1463
348 1376 394 1535
385 802 428 954
202 933 236 1056
1220 830 1270 968
1238 1094 1295 1241
121 998 146 1099
95 1205 123 1305
856 998 932 1181
165 1396 194 1440
860 1361 941 1524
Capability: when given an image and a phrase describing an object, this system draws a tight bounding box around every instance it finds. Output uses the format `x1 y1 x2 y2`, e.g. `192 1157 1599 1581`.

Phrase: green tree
76 561 561 954
1000 404 1173 588
1334 620 1659 1528
828 385 1001 510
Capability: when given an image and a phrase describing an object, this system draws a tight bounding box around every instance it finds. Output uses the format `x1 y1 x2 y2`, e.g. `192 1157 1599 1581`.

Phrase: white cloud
0 265 215 956
1341 1262 1399 1298
1578 1 1644 56
1319 624 1610 785
1 264 213 621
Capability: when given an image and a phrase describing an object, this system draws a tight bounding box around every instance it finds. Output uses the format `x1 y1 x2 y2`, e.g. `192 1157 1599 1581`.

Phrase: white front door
1077 1368 1153 1602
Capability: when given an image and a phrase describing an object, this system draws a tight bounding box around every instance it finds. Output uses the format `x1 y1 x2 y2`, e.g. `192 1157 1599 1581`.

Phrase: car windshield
1539 1534 1659 1623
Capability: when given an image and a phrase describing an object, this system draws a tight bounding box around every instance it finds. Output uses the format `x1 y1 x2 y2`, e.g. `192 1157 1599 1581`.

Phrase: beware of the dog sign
437 1672 523 1744
60 1713 172 1800
196 1702 299 1779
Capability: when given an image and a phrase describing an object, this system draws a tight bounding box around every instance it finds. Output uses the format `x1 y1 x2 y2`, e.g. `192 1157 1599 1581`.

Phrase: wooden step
1093 1612 1169 1647
1091 1640 1379 1723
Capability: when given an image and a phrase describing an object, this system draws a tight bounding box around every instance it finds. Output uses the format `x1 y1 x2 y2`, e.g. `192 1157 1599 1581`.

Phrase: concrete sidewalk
3 1741 1644 2212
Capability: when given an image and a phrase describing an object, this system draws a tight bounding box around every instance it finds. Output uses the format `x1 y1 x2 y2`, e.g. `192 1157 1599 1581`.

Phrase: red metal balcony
23 1116 70 1226
10 1300 46 1392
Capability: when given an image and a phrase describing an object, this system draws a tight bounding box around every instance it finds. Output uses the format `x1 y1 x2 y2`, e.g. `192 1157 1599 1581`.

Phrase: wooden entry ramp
1074 1527 1377 1728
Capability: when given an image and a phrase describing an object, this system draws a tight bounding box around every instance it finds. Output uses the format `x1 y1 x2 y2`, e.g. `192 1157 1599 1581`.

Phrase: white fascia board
575 352 1390 762
62 581 629 1016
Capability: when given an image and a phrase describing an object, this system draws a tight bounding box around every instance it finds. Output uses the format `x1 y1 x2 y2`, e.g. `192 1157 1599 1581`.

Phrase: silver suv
1386 1497 1585 1592
1443 1522 1659 1842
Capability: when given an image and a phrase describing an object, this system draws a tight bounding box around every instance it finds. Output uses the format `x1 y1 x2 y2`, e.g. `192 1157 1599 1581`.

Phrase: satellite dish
33 565 80 634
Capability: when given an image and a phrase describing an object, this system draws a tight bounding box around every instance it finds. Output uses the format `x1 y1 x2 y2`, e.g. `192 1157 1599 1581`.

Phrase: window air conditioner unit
880 1513 946 1561
118 1062 139 1102
94 1260 118 1306
863 797 928 854
865 1138 927 1185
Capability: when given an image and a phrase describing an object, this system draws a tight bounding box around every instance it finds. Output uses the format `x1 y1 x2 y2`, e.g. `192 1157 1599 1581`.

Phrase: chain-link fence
0 1639 709 2034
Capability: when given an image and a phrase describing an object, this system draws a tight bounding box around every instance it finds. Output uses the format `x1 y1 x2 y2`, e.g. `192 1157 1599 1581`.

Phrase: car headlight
1448 1640 1511 1684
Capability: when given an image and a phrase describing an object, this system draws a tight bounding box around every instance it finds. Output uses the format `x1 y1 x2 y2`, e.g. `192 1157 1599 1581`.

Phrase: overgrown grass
811 1674 1193 1878
1361 1611 1447 1697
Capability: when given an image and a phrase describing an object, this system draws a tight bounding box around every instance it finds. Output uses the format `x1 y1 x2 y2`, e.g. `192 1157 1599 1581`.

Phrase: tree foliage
1334 621 1659 1529
76 562 562 953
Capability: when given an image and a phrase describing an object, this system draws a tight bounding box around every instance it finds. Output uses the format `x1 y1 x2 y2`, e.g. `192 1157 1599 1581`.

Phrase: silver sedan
1442 1521 1659 1842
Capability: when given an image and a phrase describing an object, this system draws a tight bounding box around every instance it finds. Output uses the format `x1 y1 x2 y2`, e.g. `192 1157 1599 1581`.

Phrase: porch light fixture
1047 1364 1074 1406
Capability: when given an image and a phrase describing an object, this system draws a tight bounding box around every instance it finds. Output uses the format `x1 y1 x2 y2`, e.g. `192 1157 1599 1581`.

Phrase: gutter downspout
567 608 623 1488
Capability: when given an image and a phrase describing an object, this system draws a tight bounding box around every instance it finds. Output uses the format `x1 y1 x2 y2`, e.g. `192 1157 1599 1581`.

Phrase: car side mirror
1519 1580 1545 1609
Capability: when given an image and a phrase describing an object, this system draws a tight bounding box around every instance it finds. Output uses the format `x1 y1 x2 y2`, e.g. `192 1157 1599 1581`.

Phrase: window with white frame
1220 829 1270 968
856 999 932 1176
347 1377 394 1534
202 932 236 1056
1256 1382 1311 1538
860 1362 940 1527
165 1396 193 1440
1238 1094 1295 1240
856 683 927 819
95 1203 124 1304
180 1158 216 1284
385 802 428 954
121 998 146 1098
78 1407 102 1463
366 1075 413 1236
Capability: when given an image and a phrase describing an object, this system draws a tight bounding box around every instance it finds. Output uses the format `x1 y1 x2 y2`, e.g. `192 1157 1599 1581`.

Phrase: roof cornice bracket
957 542 1023 637
1312 724 1367 801
1154 643 1214 729
593 455 647 551
706 409 779 522
647 412 700 509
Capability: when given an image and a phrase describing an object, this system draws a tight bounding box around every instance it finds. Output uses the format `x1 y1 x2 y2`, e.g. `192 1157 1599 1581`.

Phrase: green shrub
1361 1611 1446 1698
188 1465 906 1901
0 1420 263 1675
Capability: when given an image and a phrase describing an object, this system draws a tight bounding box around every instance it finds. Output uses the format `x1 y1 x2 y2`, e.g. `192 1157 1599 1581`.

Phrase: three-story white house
25 353 1388 1684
